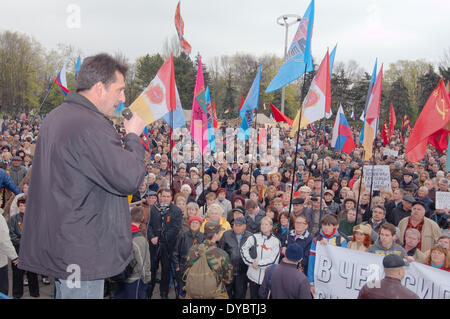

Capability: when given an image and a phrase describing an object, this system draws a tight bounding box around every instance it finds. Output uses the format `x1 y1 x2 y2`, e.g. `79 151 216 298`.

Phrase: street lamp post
277 14 301 114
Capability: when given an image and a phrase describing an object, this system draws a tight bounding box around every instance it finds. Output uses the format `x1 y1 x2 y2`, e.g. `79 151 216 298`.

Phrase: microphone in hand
122 107 133 120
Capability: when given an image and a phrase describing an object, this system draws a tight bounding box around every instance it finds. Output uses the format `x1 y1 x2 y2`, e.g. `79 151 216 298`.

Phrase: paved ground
5 263 176 299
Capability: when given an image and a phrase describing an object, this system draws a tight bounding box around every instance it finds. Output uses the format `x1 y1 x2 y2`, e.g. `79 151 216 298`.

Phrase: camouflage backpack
183 248 221 299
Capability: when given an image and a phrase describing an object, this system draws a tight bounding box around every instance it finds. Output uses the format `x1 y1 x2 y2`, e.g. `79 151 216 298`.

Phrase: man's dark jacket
18 92 146 281
147 203 182 248
259 261 312 299
219 229 252 276
358 276 419 299
172 229 204 273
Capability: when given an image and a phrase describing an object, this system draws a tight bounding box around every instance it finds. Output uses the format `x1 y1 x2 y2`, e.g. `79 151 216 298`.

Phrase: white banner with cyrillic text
363 165 391 191
314 244 450 299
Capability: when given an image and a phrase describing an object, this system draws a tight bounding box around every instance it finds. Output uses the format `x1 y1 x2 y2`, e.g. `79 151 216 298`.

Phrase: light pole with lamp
277 14 301 114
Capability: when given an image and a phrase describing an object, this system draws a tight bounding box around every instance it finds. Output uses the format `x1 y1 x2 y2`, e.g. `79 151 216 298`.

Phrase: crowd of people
1 100 450 299
113 115 450 299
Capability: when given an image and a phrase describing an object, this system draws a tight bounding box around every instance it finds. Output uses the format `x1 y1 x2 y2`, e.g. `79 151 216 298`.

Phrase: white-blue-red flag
55 64 70 96
331 104 356 154
359 58 378 143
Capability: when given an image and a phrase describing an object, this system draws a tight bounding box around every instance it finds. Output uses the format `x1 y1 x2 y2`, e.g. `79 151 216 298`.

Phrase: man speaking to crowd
17 54 146 299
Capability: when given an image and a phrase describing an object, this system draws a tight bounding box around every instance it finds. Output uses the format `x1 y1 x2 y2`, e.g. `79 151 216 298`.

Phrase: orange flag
405 79 450 162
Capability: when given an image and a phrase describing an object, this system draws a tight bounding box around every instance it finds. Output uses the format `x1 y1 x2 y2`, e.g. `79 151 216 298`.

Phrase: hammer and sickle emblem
436 97 448 121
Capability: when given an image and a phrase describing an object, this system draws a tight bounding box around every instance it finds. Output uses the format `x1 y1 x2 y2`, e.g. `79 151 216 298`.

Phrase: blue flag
329 44 337 76
75 55 81 79
205 87 216 153
265 0 314 93
359 58 378 144
238 65 262 140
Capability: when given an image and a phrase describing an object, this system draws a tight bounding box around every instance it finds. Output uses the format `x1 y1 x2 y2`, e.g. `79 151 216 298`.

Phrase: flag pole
318 114 327 219
288 63 309 215
170 101 174 195
249 102 259 183
367 119 379 212
37 82 56 115
355 148 365 219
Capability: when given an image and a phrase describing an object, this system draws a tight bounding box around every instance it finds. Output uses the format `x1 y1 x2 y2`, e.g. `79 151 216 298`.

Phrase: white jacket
240 232 281 285
0 214 18 267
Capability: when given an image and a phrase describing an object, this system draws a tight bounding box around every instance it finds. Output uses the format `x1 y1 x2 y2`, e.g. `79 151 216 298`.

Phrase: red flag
270 103 293 125
212 97 218 129
175 2 192 55
380 121 389 146
406 79 450 162
389 102 396 138
224 107 230 114
239 96 244 111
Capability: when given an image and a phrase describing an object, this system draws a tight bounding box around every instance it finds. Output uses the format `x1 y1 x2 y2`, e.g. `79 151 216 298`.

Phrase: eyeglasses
295 222 307 225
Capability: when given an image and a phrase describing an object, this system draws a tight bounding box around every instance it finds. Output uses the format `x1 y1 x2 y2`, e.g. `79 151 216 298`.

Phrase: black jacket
18 93 146 281
388 204 411 226
172 230 204 272
147 203 182 247
219 229 252 276
245 211 265 234
8 213 23 252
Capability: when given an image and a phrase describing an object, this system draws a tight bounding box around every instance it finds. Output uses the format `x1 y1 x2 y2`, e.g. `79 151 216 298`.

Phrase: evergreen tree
222 72 235 118
418 67 440 113
135 54 164 91
173 52 195 110
388 76 411 125
348 72 371 124
439 66 450 83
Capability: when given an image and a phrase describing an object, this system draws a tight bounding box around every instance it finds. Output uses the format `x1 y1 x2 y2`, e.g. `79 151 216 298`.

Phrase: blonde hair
186 202 200 213
207 203 224 218
260 216 273 226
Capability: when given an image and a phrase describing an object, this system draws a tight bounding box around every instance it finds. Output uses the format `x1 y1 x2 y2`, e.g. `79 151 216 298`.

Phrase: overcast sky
0 0 449 73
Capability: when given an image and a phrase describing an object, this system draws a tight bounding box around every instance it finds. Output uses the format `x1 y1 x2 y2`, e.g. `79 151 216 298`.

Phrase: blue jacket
285 229 313 275
307 230 347 283
0 168 21 195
